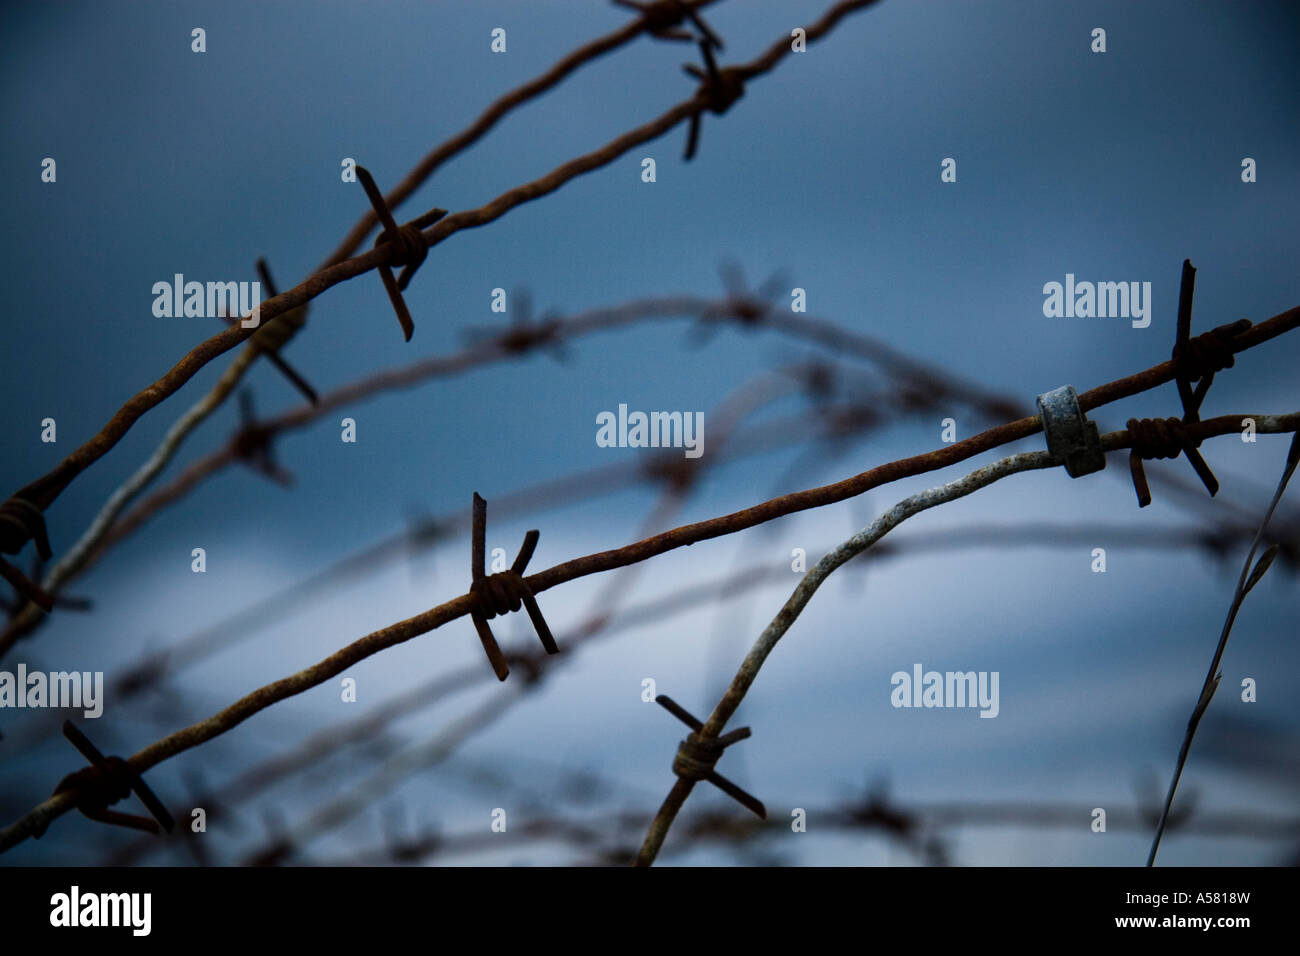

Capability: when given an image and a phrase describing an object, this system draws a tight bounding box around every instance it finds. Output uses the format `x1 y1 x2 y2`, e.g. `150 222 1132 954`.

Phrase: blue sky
1 0 1298 865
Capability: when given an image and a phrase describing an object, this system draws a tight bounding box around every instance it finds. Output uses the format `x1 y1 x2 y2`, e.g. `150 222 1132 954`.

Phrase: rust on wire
468 492 558 681
0 496 50 559
355 165 447 341
682 38 746 160
33 721 174 837
1171 261 1250 425
0 497 54 612
0 554 88 619
1126 417 1216 508
0 558 54 614
655 694 766 818
1126 260 1252 507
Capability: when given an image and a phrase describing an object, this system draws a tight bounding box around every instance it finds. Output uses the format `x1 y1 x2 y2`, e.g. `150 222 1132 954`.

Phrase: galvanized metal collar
1036 385 1105 478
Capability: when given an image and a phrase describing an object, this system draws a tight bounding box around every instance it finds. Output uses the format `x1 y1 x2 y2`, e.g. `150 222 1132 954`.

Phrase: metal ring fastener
1036 385 1105 478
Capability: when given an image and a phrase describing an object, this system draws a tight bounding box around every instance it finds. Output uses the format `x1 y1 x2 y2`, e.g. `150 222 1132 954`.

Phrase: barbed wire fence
2 0 1296 867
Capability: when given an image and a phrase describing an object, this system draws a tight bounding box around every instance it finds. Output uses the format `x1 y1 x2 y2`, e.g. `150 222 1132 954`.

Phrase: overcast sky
2 0 1298 866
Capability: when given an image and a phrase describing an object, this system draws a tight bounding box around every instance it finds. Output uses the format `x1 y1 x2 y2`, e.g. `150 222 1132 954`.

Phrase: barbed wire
0 0 882 608
39 510 1280 866
4 395 1296 853
631 418 1300 864
1147 433 1299 865
316 797 1300 867
2 0 1295 868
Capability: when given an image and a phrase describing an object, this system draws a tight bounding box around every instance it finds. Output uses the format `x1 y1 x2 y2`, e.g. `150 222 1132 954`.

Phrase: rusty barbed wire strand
0 342 269 638
5 366 872 722
0 0 879 577
76 362 774 855
1122 260 1252 508
12 3 1294 868
681 37 743 160
4 262 320 638
315 0 727 270
8 2 729 553
33 721 174 838
5 256 1261 647
245 259 319 406
103 292 1025 549
74 509 1286 866
1 291 1004 653
354 166 446 341
234 485 702 865
3 265 1298 812
629 419 1300 864
223 369 796 863
2 243 1289 848
2 251 1300 796
0 262 315 628
0 396 903 716
100 662 496 865
0 5 731 624
83 518 1127 862
4 408 1297 853
121 372 792 863
0 1 730 633
468 494 558 679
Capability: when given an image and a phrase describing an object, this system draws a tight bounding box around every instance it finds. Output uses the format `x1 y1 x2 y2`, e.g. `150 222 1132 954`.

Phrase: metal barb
613 1 723 47
355 166 447 341
1132 259 1252 507
1126 417 1217 508
34 721 174 837
1173 260 1198 418
0 496 52 561
232 390 294 487
246 258 319 406
0 496 56 613
468 492 558 681
681 38 745 160
654 695 766 818
0 557 54 614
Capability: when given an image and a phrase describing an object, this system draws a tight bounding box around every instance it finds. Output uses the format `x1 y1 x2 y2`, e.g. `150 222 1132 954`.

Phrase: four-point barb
216 259 319 405
355 165 448 341
468 492 558 681
34 721 174 837
654 694 766 818
1126 260 1252 507
681 38 746 160
249 258 319 405
612 0 724 46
